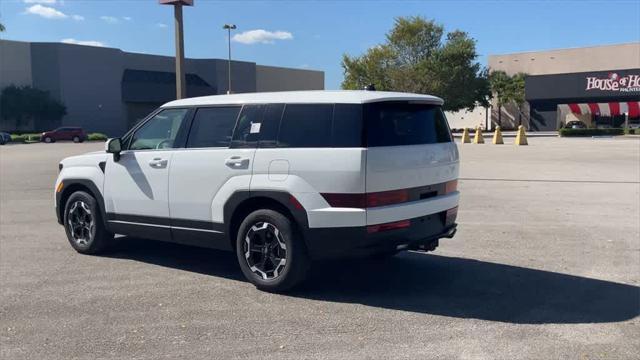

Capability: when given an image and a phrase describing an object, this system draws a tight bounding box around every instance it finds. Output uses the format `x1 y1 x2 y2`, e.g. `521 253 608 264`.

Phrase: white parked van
55 90 459 291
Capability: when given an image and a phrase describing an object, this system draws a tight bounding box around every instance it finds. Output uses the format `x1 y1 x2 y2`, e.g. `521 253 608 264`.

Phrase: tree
510 72 526 126
489 71 527 128
488 70 511 127
0 22 5 32
341 16 490 112
0 85 67 129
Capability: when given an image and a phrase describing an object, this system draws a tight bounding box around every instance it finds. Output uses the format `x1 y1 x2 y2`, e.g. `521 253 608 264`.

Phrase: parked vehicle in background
0 132 11 145
42 127 87 143
53 90 460 292
564 120 587 129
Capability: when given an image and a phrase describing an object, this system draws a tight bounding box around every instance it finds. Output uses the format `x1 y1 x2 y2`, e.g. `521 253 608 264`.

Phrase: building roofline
488 42 640 58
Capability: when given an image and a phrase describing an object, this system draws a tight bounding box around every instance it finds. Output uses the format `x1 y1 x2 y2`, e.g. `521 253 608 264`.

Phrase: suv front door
168 105 256 249
104 108 190 240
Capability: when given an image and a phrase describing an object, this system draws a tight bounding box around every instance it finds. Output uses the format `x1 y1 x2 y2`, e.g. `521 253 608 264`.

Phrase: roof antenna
363 84 376 91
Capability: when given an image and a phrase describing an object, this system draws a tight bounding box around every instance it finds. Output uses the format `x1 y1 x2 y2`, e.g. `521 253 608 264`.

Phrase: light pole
223 24 236 94
159 0 194 100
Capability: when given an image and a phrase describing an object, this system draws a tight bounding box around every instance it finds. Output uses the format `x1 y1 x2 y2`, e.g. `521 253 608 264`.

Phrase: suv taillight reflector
445 180 458 194
366 189 409 207
320 193 366 208
367 219 411 234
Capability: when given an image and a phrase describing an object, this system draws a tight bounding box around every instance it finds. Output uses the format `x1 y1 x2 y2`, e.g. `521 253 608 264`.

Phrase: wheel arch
224 191 309 251
57 179 107 227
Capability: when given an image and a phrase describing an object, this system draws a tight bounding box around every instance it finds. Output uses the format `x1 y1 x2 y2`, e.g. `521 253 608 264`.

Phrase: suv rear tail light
321 193 366 208
367 219 411 234
366 189 409 207
445 180 458 194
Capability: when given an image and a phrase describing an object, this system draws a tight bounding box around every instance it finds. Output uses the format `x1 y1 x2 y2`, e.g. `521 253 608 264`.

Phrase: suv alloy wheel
236 209 309 292
63 191 113 254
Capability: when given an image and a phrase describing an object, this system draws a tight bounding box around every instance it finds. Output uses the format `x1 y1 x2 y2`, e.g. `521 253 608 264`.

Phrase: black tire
72 136 80 143
236 209 309 292
44 137 53 143
63 191 113 254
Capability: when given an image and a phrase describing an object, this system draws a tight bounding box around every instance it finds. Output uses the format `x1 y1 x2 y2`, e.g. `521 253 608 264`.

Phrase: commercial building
0 39 324 135
488 43 640 131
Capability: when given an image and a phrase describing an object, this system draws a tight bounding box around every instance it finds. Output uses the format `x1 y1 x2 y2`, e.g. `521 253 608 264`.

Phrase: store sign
585 72 640 92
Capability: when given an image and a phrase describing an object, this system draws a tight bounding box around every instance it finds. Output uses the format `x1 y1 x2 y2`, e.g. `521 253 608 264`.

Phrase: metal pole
227 27 232 94
174 4 186 99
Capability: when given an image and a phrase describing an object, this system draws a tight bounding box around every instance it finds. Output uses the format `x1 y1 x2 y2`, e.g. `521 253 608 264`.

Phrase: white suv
55 90 459 291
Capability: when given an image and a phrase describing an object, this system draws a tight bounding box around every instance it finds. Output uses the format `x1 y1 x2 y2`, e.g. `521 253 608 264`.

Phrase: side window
186 107 241 148
129 108 189 150
230 105 264 148
278 104 333 148
258 104 284 148
333 104 363 147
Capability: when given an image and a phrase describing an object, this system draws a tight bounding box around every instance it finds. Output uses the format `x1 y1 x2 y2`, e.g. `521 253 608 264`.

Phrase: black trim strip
105 213 225 233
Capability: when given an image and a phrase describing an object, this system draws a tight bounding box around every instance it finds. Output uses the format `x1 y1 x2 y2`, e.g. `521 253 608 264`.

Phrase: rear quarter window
278 104 333 148
365 102 451 147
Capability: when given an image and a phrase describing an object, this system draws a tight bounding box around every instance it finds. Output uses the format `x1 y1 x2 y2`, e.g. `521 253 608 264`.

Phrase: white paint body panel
164 90 443 108
169 148 255 222
55 152 108 206
103 150 172 218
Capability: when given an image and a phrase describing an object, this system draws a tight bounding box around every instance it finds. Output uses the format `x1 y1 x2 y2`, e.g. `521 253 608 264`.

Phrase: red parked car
41 127 87 143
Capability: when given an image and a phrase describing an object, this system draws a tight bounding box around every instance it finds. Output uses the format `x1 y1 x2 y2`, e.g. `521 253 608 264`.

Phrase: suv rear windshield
365 102 451 147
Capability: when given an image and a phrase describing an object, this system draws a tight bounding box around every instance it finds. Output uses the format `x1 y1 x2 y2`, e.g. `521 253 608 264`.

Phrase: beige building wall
256 65 324 92
488 42 640 76
445 106 489 130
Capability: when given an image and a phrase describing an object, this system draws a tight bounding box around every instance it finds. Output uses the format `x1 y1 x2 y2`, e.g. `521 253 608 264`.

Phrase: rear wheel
236 209 309 292
63 191 113 254
72 136 80 143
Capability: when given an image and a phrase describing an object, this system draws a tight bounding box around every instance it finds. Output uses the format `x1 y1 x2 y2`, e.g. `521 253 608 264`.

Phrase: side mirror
106 138 122 161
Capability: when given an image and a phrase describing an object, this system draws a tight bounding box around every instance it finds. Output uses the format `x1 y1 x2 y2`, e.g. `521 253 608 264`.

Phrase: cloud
71 14 84 21
25 4 67 19
156 23 168 28
61 38 106 47
232 29 293 44
123 16 132 21
100 16 119 24
24 0 57 4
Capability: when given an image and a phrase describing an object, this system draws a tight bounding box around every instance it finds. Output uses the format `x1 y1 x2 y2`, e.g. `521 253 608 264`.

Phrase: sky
1 0 639 89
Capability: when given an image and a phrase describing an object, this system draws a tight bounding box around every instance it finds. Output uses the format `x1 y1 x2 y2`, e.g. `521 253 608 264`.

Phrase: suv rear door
364 101 459 225
167 105 255 248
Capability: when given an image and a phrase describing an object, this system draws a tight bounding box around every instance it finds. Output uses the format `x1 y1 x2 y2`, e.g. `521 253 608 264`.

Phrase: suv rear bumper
303 210 457 260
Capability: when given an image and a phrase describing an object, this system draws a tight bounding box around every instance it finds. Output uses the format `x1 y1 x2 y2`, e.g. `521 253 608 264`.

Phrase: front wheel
44 137 53 143
236 209 309 292
72 136 80 143
63 191 113 254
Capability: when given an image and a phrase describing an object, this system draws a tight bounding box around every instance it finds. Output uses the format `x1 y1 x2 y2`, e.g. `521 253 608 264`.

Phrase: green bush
87 133 108 141
10 133 41 143
558 128 624 137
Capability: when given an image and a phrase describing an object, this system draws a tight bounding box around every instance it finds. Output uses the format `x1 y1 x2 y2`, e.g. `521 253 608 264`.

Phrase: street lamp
223 24 236 94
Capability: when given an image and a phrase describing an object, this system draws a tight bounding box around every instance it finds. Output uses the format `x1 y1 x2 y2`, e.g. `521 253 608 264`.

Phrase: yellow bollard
515 125 528 146
461 128 471 143
492 126 504 144
473 126 484 144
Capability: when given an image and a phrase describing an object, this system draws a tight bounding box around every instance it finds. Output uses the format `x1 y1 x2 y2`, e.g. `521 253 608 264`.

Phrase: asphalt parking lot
1 137 639 360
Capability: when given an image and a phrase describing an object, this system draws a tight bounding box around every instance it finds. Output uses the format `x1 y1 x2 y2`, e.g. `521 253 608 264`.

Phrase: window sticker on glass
250 122 261 134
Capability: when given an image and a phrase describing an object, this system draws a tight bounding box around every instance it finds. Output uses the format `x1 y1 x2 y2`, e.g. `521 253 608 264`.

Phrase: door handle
225 156 250 168
148 157 168 168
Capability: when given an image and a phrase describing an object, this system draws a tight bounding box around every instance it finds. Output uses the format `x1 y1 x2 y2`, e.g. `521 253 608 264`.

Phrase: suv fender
224 190 310 249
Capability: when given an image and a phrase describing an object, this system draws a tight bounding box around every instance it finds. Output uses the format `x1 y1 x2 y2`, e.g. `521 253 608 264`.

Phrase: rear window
365 102 451 147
